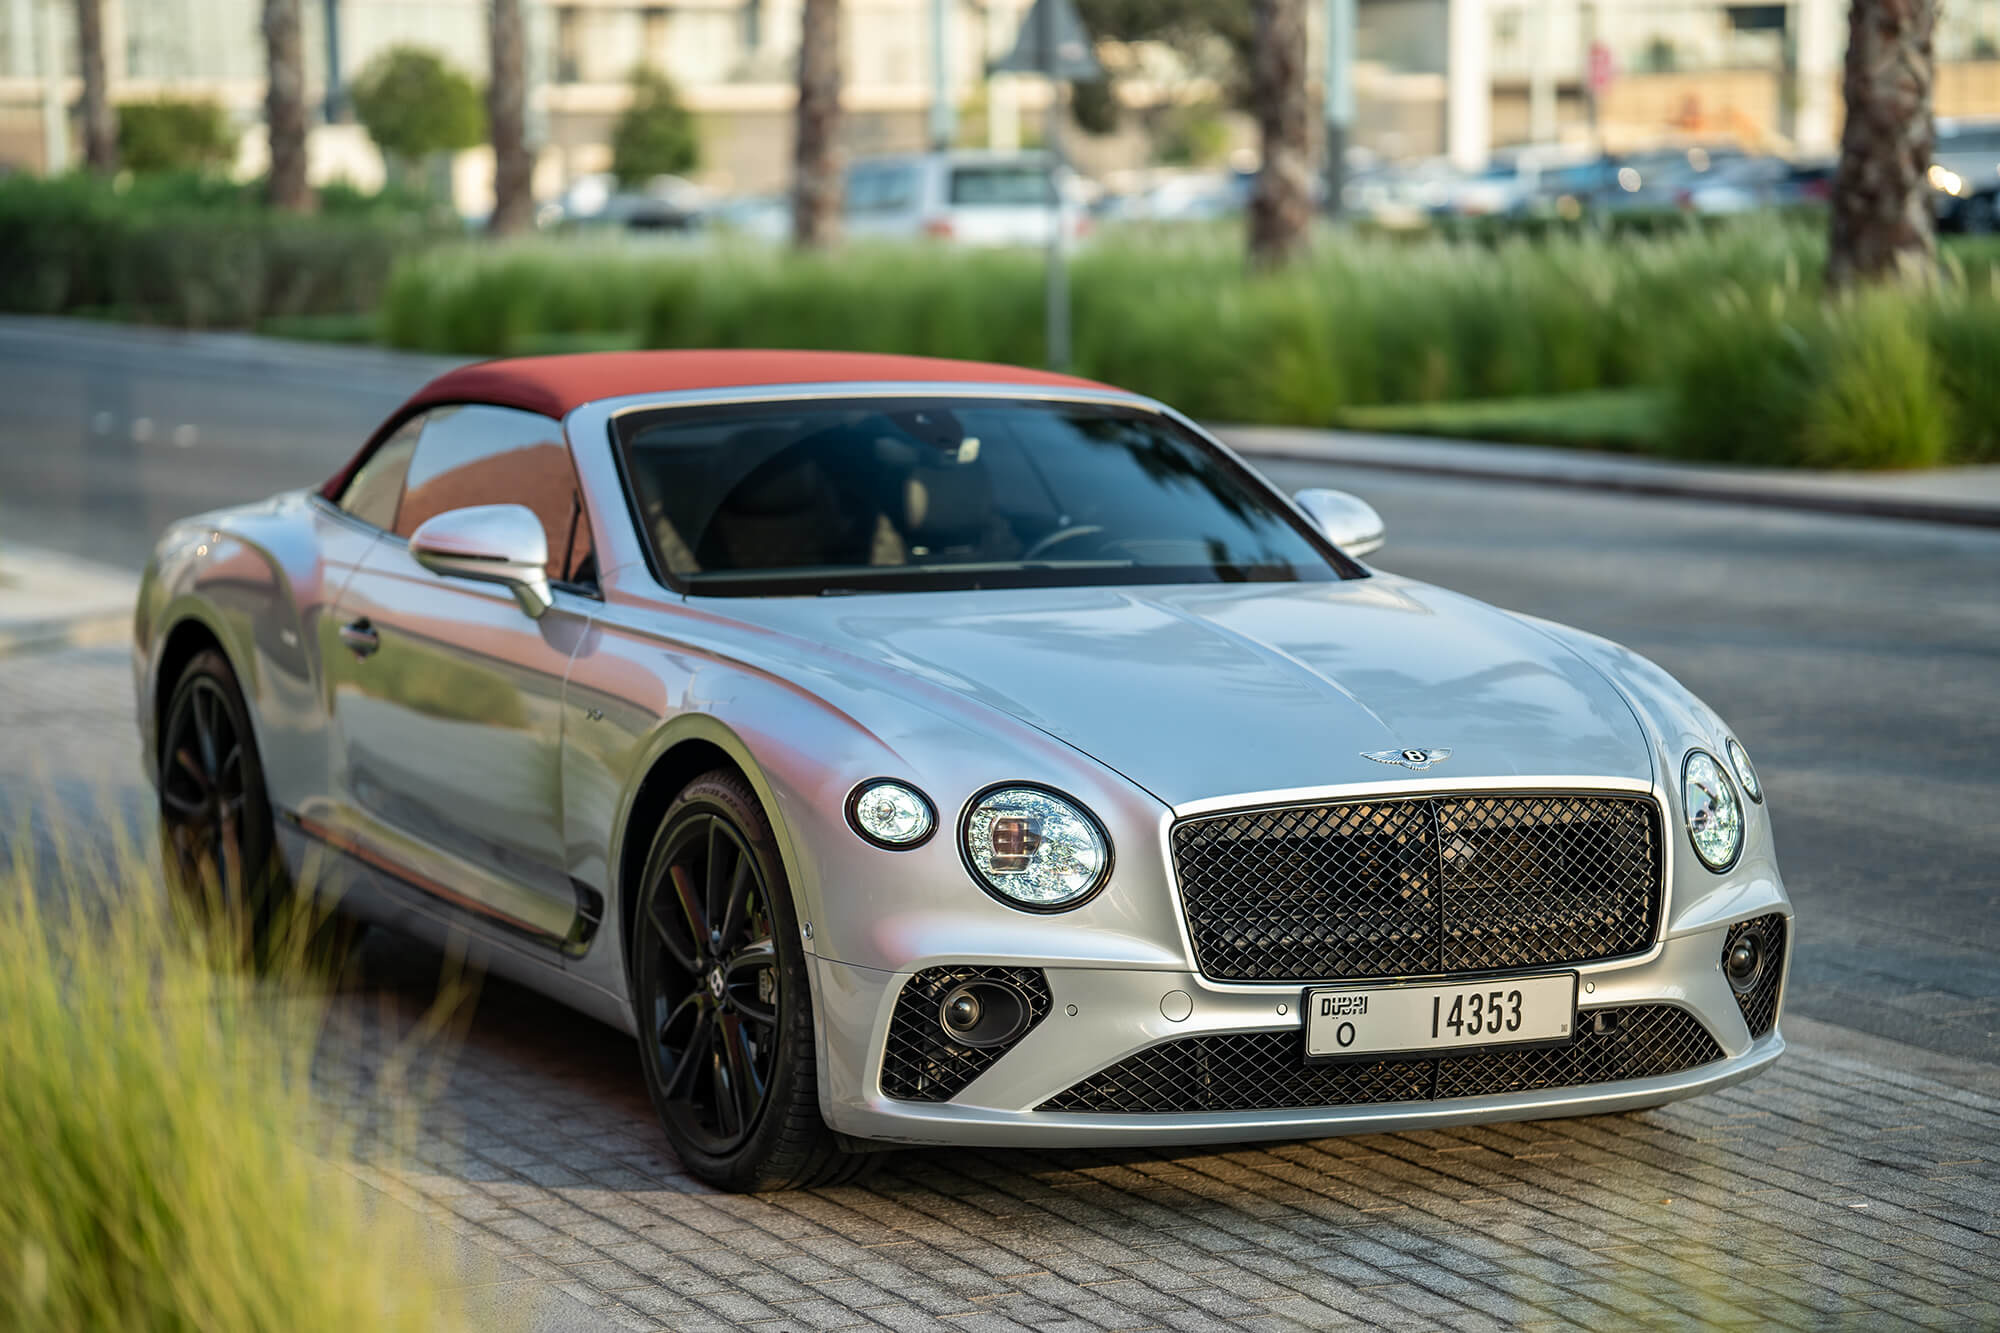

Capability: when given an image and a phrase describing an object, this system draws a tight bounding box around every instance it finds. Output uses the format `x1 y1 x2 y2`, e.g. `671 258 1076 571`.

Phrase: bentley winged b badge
1363 746 1454 770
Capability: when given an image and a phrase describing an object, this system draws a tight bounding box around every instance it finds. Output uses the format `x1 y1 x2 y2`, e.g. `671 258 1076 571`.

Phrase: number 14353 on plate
1303 973 1578 1060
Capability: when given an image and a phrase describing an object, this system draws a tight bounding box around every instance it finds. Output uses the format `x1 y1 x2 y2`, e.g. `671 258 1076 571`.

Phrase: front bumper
811 915 1788 1148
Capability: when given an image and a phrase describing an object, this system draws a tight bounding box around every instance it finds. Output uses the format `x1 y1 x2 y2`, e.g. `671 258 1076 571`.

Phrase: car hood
724 577 1654 808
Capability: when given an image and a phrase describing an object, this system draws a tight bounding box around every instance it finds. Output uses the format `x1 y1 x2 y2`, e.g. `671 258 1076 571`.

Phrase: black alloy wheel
159 650 280 936
632 770 874 1191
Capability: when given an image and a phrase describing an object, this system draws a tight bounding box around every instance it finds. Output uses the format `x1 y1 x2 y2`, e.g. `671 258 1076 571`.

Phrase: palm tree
75 0 115 173
488 0 535 236
793 0 843 248
1826 0 1939 287
263 0 312 211
1247 0 1310 268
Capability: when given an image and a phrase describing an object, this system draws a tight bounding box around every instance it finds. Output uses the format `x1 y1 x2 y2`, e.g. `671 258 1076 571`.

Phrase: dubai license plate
1303 973 1577 1061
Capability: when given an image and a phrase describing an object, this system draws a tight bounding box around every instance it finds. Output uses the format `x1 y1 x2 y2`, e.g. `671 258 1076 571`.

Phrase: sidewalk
1220 424 2000 529
0 542 139 659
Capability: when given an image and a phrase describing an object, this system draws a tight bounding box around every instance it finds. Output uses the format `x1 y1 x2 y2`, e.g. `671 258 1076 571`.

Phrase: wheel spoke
173 746 210 793
192 688 218 772
718 1012 763 1131
717 855 754 950
661 1010 713 1103
657 992 702 1048
649 864 706 972
704 818 729 940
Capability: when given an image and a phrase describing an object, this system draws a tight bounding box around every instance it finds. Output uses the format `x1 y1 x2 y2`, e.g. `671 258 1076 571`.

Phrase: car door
321 404 599 951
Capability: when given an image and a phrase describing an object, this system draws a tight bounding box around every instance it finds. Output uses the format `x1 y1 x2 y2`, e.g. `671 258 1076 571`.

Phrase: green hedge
378 222 1999 465
0 173 441 327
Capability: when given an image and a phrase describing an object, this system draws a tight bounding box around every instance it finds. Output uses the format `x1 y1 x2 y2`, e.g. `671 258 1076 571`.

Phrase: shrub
0 173 438 326
116 96 238 174
351 46 485 179
1928 286 2000 462
0 847 473 1331
1664 285 1953 469
610 69 701 186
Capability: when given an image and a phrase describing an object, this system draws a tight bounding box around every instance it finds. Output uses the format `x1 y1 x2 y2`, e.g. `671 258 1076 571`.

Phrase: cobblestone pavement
7 646 2000 1331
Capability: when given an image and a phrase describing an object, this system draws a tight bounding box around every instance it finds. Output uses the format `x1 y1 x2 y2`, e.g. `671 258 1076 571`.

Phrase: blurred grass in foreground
377 222 2000 469
0 836 478 1332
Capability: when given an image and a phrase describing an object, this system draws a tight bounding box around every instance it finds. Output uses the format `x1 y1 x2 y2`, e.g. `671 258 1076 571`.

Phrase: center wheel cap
707 966 726 1001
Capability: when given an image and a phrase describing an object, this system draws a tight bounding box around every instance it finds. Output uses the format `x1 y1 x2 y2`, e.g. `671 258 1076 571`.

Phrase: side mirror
1292 488 1386 558
408 504 553 618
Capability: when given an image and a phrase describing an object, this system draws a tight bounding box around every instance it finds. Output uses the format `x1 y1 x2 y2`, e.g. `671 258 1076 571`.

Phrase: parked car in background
703 193 790 244
541 173 710 234
136 349 1791 1192
1931 118 2000 234
842 151 1087 246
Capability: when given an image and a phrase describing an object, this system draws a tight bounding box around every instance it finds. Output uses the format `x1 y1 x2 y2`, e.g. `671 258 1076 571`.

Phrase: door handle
339 618 380 658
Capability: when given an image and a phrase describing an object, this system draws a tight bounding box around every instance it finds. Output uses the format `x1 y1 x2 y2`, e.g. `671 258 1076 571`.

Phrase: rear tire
630 769 876 1191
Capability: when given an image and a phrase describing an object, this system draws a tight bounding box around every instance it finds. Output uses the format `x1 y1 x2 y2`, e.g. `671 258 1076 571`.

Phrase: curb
0 543 140 662
0 612 132 661
1221 429 2000 530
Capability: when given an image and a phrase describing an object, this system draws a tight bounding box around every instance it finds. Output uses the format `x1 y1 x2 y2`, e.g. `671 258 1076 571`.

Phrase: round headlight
846 780 936 848
962 785 1110 910
1726 737 1763 804
1682 750 1744 872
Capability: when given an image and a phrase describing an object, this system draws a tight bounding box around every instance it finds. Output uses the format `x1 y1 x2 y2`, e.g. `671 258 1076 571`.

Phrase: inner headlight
1725 737 1763 804
962 785 1110 910
1682 750 1744 871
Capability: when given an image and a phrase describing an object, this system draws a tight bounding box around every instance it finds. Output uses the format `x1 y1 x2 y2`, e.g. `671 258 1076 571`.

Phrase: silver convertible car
135 350 1791 1191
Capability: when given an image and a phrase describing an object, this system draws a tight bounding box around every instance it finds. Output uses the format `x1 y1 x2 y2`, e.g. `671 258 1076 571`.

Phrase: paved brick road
8 646 1999 1331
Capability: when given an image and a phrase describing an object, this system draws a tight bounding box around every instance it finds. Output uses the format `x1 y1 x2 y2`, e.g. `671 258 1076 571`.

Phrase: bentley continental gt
135 350 1791 1190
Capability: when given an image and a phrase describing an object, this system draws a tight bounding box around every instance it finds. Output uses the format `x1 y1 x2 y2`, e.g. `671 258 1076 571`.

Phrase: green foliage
0 173 442 327
1663 284 1953 469
377 219 2000 468
1150 101 1231 166
610 69 701 186
1069 78 1120 136
0 848 474 1332
116 97 238 174
351 46 485 166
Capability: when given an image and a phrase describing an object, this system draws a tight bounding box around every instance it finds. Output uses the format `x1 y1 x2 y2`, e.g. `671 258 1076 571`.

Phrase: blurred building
1 0 1997 195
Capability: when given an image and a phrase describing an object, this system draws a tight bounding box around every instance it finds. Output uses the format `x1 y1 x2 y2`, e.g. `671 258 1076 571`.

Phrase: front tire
631 769 871 1191
157 646 360 970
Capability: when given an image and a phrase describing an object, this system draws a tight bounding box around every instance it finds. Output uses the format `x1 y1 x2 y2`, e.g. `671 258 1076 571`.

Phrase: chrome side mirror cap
408 504 553 618
1292 488 1385 558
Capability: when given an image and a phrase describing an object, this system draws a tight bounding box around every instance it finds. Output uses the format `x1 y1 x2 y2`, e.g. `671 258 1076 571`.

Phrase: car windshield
614 397 1357 596
948 165 1055 206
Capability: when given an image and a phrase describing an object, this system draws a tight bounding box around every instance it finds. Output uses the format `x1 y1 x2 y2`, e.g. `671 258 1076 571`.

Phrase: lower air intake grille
881 966 1051 1102
1038 1004 1723 1114
1726 914 1787 1039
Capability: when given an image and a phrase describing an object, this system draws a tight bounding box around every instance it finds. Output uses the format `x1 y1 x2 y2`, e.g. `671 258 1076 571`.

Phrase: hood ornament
1363 747 1453 770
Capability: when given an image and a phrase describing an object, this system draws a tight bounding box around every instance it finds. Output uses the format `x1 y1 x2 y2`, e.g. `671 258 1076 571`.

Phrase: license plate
1303 973 1577 1061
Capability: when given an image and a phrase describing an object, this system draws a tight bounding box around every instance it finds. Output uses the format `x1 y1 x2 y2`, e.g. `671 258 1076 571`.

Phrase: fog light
1724 930 1765 992
937 980 1031 1048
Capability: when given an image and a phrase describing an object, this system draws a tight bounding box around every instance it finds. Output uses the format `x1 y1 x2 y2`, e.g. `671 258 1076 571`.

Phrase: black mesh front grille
1173 793 1662 982
881 966 1051 1102
1039 1004 1723 1113
1725 914 1787 1039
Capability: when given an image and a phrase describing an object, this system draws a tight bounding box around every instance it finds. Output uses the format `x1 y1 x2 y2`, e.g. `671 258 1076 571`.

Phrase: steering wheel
1021 524 1106 562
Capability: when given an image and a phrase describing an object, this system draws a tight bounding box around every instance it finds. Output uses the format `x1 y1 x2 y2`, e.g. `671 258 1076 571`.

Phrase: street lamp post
1323 0 1354 217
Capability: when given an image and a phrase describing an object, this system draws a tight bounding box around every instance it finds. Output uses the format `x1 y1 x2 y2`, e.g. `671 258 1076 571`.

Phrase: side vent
881 966 1052 1102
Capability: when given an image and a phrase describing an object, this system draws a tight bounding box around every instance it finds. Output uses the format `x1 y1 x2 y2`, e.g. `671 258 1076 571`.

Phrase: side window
336 415 422 530
393 404 599 588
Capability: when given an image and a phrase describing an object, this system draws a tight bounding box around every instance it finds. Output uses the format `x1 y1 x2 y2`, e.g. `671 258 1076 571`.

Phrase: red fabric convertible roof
322 349 1115 499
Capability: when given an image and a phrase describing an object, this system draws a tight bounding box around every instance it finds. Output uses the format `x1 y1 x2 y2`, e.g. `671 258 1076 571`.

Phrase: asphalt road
2 318 1995 1066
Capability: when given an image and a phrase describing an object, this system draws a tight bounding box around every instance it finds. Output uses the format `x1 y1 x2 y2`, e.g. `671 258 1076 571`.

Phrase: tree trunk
75 0 115 174
487 0 536 236
1247 0 1311 269
1826 0 1937 288
792 0 843 249
263 0 313 212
